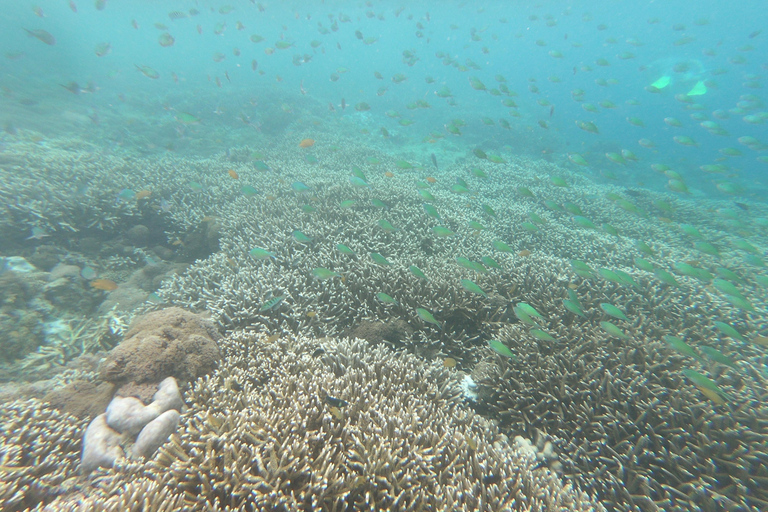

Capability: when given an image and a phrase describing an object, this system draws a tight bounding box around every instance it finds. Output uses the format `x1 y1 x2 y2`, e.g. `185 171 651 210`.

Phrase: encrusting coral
43 332 603 511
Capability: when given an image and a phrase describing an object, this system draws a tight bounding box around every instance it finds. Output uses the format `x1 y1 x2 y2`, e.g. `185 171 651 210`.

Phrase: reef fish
488 339 517 359
682 369 727 405
90 278 118 291
24 28 56 45
259 296 285 312
416 307 441 329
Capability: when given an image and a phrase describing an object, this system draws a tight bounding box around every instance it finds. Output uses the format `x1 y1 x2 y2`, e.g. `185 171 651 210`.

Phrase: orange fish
135 190 152 200
90 278 118 291
425 176 437 183
518 249 532 257
384 171 394 178
443 357 457 368
228 169 239 179
299 138 315 148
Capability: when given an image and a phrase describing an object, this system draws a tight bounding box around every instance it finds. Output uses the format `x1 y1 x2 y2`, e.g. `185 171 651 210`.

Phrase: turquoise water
1 1 768 511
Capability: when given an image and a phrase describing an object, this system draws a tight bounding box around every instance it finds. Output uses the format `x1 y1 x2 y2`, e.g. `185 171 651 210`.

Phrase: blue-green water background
1 0 767 198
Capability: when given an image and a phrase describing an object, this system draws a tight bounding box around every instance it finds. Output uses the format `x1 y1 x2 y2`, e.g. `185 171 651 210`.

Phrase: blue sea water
1 0 766 196
2 1 768 511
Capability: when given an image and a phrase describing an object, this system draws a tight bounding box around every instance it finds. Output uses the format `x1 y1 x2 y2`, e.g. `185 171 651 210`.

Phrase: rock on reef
99 307 221 391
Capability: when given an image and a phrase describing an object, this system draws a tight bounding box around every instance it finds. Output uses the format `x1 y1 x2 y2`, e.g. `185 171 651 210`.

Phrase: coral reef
54 332 601 511
98 307 221 392
0 132 766 510
0 399 86 512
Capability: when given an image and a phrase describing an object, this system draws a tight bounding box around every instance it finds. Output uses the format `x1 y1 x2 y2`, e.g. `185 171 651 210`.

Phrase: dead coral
99 307 221 390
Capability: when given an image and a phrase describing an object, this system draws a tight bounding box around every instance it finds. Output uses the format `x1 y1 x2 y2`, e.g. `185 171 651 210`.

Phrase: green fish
456 257 475 271
634 258 655 272
600 303 628 321
680 224 703 239
378 219 398 232
259 295 285 312
513 307 538 326
598 268 623 284
370 252 392 266
663 335 701 360
351 167 366 180
563 299 586 318
376 292 398 305
530 329 556 342
371 198 390 209
249 248 276 260
517 186 534 198
300 204 316 213
312 268 341 280
481 203 497 217
432 226 455 237
423 203 441 221
543 200 563 212
487 339 517 359
550 176 568 188
468 221 486 231
654 268 680 287
336 244 356 256
602 223 619 236
409 265 428 280
528 212 545 225
349 176 370 188
712 279 744 299
571 260 594 278
521 222 539 233
635 241 655 256
563 203 583 216
682 369 727 405
339 200 356 209
694 241 720 258
241 185 259 197
460 279 487 298
418 189 436 202
714 267 745 285
601 321 629 340
480 256 501 269
517 302 544 319
723 294 754 312
492 240 513 253
713 321 745 342
699 346 739 370
573 216 597 229
416 308 441 329
292 230 313 243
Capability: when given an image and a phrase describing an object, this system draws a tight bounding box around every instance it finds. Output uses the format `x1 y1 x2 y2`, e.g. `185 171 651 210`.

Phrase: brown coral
99 307 221 393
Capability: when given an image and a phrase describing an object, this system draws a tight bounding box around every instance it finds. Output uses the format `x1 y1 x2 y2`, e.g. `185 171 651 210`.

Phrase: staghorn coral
474 312 768 512
0 399 86 512
51 332 602 511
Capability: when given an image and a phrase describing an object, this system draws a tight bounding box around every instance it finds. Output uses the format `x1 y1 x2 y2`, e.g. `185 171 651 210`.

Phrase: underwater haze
2 1 768 511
